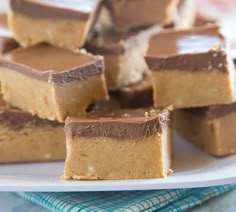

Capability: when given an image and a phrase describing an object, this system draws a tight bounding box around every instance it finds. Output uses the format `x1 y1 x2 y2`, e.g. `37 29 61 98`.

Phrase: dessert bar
0 96 65 163
63 108 172 180
0 44 108 122
175 103 236 156
145 25 236 109
8 0 101 49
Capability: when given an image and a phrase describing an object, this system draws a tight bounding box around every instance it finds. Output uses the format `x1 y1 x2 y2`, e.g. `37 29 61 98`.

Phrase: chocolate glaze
0 44 104 83
183 103 236 119
10 0 101 21
145 25 228 72
64 108 171 140
0 96 62 130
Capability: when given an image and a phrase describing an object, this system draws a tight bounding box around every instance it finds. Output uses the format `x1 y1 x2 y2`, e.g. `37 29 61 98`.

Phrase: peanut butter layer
86 25 161 90
102 0 179 31
175 103 236 156
0 44 108 122
9 0 102 49
63 108 172 180
145 25 236 109
0 96 65 163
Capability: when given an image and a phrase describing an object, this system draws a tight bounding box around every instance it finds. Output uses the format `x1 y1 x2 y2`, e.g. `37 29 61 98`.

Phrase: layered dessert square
86 26 161 90
175 103 236 156
0 44 108 122
0 96 65 163
63 108 172 180
145 25 236 109
8 0 101 49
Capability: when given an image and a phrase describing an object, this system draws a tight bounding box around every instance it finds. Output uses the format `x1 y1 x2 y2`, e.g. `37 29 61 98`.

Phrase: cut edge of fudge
174 103 236 156
0 95 66 163
63 106 173 180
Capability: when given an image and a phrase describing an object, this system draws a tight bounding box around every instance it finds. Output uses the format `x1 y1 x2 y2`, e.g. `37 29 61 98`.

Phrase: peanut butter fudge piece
145 25 236 109
63 108 172 180
175 103 236 156
117 75 153 108
0 96 65 163
8 0 101 49
85 26 161 90
0 44 108 122
102 0 179 31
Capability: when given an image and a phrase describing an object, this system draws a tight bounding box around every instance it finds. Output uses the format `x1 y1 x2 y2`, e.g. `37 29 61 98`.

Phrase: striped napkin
16 184 236 212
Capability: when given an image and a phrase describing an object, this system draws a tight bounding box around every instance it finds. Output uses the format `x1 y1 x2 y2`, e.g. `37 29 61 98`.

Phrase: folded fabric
16 184 236 212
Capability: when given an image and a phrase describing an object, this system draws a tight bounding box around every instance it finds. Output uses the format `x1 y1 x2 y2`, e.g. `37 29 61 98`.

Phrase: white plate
0 133 236 192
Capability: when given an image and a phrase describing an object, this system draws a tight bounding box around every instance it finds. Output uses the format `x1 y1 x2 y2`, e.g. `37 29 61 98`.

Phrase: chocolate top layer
0 96 62 130
85 29 138 55
10 0 101 20
183 103 236 119
145 25 228 72
86 25 161 56
0 44 104 83
65 108 171 140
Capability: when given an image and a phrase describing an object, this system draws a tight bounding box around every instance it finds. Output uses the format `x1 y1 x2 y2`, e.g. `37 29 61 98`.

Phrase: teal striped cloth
17 184 236 212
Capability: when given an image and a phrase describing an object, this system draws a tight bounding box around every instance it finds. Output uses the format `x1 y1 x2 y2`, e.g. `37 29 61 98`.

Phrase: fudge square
145 25 236 109
102 0 179 31
175 103 236 156
0 44 108 122
85 26 161 90
0 95 65 163
63 108 172 180
8 0 101 49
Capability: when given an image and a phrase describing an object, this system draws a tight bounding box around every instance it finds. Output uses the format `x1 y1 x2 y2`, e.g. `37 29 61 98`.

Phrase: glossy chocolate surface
0 44 104 83
145 25 228 72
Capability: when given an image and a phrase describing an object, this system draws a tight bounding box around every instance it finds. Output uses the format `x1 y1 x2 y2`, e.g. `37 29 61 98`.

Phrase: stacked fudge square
0 0 235 181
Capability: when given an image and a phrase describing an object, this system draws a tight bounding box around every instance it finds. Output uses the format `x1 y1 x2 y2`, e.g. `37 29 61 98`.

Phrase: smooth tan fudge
0 96 65 163
86 26 161 90
145 25 236 109
102 0 179 31
0 44 108 122
8 0 101 49
63 108 172 180
175 103 236 156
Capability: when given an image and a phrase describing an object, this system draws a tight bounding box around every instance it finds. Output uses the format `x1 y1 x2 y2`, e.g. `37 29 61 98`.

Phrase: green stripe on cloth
16 184 236 212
